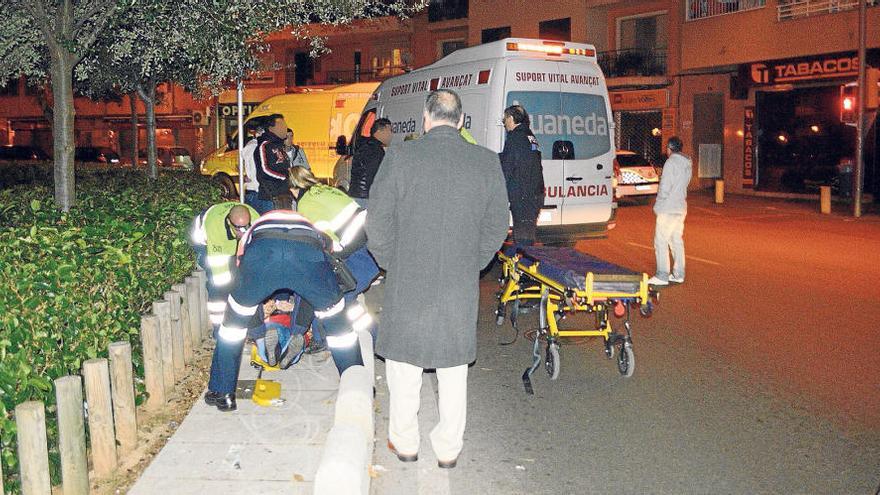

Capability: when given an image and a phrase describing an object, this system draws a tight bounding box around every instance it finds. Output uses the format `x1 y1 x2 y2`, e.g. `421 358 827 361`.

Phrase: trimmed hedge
0 167 219 493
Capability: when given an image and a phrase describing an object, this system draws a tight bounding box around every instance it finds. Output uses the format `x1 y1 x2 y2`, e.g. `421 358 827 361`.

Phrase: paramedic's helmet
460 128 477 145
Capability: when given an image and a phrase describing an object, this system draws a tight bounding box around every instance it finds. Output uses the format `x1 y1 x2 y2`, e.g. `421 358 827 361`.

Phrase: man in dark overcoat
367 89 509 469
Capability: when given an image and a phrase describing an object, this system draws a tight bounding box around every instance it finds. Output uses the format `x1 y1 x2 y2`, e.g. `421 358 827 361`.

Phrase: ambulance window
352 110 377 149
506 91 611 159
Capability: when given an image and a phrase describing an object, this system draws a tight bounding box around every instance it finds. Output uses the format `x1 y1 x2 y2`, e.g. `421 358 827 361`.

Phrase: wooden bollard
140 314 166 409
820 185 831 214
714 179 725 204
15 401 51 495
82 359 117 477
55 376 89 495
194 269 210 335
109 342 138 456
185 276 202 346
172 283 193 363
164 290 186 380
152 301 175 391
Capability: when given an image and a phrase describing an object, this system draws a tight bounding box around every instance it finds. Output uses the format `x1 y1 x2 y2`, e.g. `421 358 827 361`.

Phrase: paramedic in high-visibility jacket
290 166 379 296
190 202 259 333
204 211 367 411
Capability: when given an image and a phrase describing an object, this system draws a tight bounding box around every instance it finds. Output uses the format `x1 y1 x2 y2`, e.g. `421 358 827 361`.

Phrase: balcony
323 65 409 85
686 0 766 21
598 49 667 79
778 0 878 20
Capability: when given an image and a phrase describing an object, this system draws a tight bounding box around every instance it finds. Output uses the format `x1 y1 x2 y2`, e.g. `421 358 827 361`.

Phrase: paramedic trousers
511 206 539 247
653 212 686 281
193 244 233 331
207 238 365 395
244 190 273 215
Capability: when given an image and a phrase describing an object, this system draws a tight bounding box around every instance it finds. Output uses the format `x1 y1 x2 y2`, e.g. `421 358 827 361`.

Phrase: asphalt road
371 193 880 495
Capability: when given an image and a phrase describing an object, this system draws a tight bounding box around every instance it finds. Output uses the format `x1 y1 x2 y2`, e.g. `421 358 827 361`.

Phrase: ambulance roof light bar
506 41 596 58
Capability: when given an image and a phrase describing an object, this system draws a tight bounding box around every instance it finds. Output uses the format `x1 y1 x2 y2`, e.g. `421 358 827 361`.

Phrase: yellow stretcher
494 246 658 394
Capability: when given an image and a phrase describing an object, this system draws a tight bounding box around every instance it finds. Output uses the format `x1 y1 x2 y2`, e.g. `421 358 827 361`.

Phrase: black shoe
387 440 418 463
438 458 458 469
204 391 237 412
264 327 279 367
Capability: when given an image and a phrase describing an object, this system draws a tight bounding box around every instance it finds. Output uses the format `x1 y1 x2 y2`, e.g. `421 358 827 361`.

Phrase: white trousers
654 212 686 280
385 359 468 462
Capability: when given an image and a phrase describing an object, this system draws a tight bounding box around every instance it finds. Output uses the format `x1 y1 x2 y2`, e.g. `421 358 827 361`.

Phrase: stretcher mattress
504 246 642 294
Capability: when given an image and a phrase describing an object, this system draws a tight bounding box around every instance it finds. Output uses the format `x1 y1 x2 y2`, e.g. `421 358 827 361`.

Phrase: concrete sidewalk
129 347 341 495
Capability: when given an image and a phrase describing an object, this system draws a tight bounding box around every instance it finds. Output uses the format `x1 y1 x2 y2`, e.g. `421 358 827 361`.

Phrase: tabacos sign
741 49 879 86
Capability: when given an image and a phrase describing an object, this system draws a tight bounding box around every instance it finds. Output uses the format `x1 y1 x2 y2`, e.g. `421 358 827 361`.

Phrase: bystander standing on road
367 89 509 469
349 117 393 208
499 104 544 246
648 136 692 286
255 114 294 209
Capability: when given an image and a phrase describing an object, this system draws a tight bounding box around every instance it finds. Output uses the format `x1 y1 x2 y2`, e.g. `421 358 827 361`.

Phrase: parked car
135 147 194 170
158 147 194 170
75 146 120 164
0 145 49 161
613 150 660 199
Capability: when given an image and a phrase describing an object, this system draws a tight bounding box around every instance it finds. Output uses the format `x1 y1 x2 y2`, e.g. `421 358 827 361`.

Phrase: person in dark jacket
348 117 392 207
499 105 544 246
254 114 293 209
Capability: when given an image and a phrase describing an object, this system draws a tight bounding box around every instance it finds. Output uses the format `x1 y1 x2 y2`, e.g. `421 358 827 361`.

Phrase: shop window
538 18 571 42
439 40 467 58
481 26 511 44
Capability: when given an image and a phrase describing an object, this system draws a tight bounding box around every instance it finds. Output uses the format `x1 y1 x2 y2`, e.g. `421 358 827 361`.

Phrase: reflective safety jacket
191 202 258 287
296 184 367 258
236 210 332 258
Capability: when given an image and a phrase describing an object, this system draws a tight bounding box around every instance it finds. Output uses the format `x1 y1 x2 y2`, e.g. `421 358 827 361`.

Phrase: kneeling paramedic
190 202 259 333
204 211 369 411
289 166 379 351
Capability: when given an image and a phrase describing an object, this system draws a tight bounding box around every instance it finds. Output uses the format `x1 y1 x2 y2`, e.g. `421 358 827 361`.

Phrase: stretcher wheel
496 314 505 326
639 301 653 318
604 342 614 360
544 342 560 380
616 341 634 377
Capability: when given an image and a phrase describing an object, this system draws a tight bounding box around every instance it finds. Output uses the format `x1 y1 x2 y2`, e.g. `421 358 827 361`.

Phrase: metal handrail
597 48 667 78
686 0 767 21
777 0 877 20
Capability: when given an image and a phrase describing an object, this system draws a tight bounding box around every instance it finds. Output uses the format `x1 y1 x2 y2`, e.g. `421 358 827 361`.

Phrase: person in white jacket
648 136 692 287
242 118 273 214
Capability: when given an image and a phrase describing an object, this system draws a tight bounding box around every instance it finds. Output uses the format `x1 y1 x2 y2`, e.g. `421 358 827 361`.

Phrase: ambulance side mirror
335 135 349 156
552 140 575 160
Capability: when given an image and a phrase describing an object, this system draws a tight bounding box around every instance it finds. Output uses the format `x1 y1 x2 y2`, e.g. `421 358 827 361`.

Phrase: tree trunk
50 50 76 211
138 82 158 179
129 92 139 168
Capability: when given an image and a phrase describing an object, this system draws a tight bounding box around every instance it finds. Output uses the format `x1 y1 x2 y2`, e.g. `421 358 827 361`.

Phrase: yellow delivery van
199 82 378 197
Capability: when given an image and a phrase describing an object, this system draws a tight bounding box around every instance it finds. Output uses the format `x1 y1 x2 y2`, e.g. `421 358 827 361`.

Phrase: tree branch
31 0 60 52
73 0 120 64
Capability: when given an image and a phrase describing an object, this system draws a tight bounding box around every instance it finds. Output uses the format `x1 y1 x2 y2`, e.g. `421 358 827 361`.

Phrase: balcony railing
778 0 877 20
686 0 766 20
598 49 667 78
323 65 409 85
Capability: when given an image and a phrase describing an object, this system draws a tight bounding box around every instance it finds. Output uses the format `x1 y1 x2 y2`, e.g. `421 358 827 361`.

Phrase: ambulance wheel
616 342 634 377
545 342 560 380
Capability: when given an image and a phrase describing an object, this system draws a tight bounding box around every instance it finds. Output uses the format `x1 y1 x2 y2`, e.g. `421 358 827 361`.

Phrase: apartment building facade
2 0 877 196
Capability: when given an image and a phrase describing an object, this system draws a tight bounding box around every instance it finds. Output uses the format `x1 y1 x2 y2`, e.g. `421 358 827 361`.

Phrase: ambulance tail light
506 41 596 58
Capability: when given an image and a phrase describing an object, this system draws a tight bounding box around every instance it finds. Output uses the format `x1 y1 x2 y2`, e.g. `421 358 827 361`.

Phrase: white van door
503 60 564 226
557 91 613 224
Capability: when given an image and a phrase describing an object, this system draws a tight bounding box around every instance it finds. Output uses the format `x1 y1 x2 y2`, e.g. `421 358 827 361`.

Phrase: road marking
731 213 793 221
626 242 721 266
692 206 723 216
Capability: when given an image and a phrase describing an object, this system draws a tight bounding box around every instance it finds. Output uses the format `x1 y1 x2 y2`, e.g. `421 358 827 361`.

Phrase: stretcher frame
495 248 656 394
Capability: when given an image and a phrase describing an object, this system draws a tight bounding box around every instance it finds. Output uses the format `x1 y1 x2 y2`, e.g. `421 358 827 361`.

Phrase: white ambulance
337 38 616 240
